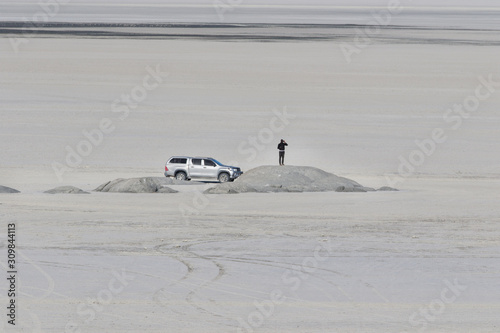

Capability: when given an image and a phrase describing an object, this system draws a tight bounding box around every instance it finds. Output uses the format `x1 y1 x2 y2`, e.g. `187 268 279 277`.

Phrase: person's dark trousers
279 151 285 165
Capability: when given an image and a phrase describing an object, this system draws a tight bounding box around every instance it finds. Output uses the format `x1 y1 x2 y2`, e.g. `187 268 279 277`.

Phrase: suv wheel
218 172 230 183
175 171 187 181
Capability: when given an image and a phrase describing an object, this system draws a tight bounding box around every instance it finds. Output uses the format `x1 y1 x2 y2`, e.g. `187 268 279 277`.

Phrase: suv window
170 158 187 164
204 159 216 167
192 159 202 165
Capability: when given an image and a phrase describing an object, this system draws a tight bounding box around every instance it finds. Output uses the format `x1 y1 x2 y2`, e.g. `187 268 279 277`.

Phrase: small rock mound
204 165 377 194
94 177 179 193
335 185 373 193
157 186 179 194
0 185 20 194
377 186 399 191
44 186 89 194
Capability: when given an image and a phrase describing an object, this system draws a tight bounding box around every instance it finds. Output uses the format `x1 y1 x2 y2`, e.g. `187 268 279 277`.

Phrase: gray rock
0 185 20 193
204 165 373 194
94 177 178 193
362 187 377 192
335 185 373 192
204 183 257 194
44 186 89 194
157 186 179 193
378 186 399 191
335 185 352 192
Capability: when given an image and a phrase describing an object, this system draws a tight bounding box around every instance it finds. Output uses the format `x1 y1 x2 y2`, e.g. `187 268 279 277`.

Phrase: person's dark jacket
277 142 288 151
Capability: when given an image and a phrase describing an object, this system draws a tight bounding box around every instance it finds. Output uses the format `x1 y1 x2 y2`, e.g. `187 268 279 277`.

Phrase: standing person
277 139 288 166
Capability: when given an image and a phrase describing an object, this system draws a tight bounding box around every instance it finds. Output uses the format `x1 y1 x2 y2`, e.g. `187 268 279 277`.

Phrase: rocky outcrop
204 166 382 194
94 177 179 193
0 185 20 193
44 186 90 194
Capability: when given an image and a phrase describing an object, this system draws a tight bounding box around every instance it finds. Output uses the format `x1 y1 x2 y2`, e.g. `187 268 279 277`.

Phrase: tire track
155 241 233 322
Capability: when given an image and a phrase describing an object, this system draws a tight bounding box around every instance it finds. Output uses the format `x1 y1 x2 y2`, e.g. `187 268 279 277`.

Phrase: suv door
167 157 188 177
189 158 204 178
202 159 219 178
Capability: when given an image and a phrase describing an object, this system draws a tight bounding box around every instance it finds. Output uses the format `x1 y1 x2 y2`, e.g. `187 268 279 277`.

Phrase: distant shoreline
1 22 500 45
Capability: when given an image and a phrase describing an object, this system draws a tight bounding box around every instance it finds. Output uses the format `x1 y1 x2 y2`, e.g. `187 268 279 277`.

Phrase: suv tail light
165 165 168 171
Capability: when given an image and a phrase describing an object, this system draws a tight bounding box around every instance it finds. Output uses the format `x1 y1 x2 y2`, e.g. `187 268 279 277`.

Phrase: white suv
164 156 243 182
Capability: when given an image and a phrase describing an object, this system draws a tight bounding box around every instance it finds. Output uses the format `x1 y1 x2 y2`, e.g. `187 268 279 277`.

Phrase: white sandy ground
1 178 500 332
1 27 500 332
